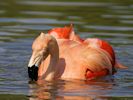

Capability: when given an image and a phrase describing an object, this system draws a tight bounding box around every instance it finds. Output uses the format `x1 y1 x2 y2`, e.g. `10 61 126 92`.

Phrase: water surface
0 0 133 99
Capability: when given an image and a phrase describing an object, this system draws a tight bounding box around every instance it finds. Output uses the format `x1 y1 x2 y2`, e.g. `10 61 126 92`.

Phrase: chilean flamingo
28 32 126 81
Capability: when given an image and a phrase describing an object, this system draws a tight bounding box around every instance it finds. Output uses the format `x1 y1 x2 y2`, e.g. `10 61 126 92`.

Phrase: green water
0 0 133 99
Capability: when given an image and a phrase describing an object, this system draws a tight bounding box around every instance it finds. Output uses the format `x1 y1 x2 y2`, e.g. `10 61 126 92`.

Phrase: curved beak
28 53 41 81
28 53 40 67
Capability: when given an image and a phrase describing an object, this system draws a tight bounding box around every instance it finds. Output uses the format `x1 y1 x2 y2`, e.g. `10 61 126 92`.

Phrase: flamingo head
28 32 50 81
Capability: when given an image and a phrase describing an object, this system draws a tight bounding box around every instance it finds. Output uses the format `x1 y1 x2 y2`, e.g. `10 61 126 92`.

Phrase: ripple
68 16 82 20
18 19 83 25
0 28 26 32
109 5 129 10
18 18 59 24
0 37 15 42
0 48 6 53
130 5 133 8
85 25 133 31
81 32 133 38
2 25 52 31
120 20 133 24
0 32 20 36
114 10 133 14
102 15 133 19
108 38 133 45
0 18 17 23
0 18 83 25
0 18 56 23
18 1 112 7
20 11 63 16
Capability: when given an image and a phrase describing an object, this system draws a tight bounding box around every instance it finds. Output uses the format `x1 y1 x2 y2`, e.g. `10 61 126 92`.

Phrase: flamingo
28 31 126 81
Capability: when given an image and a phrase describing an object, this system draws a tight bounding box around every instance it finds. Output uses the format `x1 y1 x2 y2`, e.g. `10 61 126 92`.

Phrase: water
0 0 133 99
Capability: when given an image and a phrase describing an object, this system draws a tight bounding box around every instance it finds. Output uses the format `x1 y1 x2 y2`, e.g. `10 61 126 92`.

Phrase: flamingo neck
39 37 59 81
45 50 59 80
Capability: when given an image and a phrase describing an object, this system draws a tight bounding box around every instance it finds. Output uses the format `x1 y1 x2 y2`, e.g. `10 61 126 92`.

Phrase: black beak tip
28 65 38 81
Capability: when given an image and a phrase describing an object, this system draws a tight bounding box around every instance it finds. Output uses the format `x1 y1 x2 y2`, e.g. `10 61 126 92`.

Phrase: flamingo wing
48 24 73 39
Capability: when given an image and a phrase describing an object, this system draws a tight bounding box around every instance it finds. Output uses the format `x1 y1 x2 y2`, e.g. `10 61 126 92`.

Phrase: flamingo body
28 33 115 81
48 25 116 79
28 25 127 81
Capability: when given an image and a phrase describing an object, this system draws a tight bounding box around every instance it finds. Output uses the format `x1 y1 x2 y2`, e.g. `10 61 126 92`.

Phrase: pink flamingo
28 30 126 81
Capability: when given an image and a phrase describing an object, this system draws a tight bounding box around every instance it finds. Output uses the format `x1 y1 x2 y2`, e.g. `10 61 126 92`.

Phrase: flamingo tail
115 62 128 69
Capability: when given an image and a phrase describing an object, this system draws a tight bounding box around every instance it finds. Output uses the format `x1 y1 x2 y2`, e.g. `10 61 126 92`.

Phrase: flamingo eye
43 47 48 53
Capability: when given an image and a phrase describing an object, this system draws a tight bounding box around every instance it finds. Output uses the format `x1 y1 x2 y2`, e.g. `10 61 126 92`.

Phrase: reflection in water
28 78 115 100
